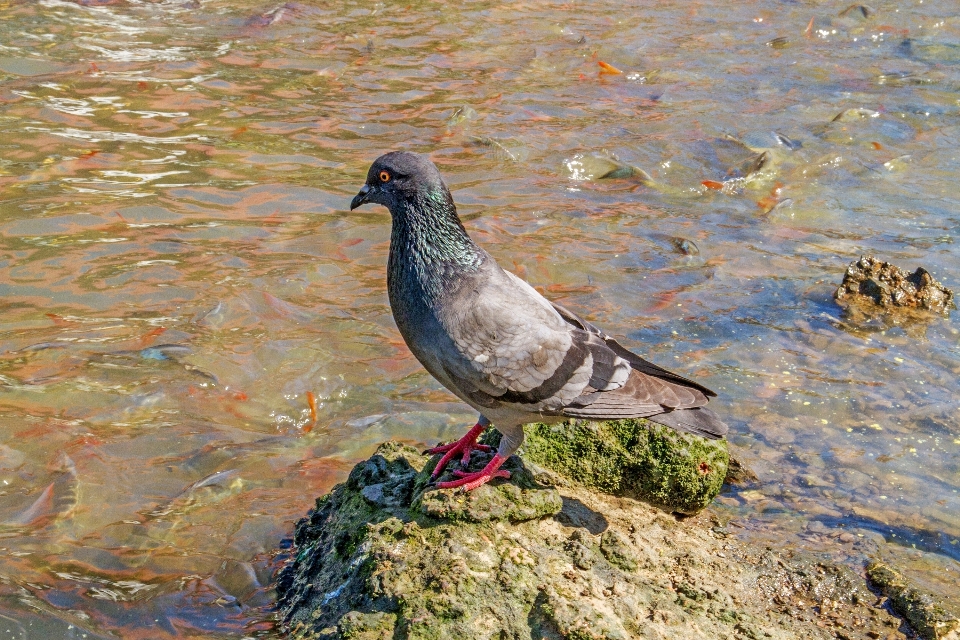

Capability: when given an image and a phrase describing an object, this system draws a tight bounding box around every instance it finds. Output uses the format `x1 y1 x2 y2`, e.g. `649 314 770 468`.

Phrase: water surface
0 0 958 636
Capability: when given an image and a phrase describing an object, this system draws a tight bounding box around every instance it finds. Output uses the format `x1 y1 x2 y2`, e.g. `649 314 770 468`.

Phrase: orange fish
305 391 318 433
598 60 623 75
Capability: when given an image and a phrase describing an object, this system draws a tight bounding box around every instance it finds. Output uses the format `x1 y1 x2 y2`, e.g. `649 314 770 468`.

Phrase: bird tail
648 407 728 440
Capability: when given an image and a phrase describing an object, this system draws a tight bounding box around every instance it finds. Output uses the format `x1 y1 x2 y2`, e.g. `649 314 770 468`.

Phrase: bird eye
379 170 391 183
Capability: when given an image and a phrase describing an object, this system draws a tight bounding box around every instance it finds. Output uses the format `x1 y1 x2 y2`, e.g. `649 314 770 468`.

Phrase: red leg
436 453 510 491
425 421 492 478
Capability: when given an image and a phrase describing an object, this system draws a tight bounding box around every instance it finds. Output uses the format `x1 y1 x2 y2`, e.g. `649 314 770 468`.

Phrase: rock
724 453 760 487
520 418 729 514
838 4 874 19
414 450 562 523
752 552 910 633
277 441 916 640
835 255 954 318
599 529 638 571
867 561 960 640
338 610 396 639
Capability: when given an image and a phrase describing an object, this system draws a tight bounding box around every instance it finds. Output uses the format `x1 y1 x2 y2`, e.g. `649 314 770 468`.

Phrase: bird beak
350 184 371 211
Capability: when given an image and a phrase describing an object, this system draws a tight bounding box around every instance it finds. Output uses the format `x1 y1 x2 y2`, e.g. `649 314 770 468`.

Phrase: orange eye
379 170 391 182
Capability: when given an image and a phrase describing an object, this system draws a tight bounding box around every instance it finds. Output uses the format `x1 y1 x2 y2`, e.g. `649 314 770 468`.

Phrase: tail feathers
648 407 728 440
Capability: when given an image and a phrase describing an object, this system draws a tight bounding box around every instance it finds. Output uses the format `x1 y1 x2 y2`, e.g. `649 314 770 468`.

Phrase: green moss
414 468 562 523
338 611 396 640
281 440 905 640
867 561 960 640
717 609 738 624
521 418 728 514
278 444 430 635
600 530 638 572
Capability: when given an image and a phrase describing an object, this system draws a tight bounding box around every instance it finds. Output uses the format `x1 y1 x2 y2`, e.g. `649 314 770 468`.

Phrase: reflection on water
0 0 958 635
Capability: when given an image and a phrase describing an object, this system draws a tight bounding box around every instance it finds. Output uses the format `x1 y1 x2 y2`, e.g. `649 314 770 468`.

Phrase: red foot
436 454 510 491
425 421 491 478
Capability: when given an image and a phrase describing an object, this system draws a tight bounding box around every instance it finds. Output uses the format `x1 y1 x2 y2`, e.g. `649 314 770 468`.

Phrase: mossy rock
338 611 396 639
867 561 960 640
520 418 728 514
277 442 564 638
279 440 914 640
413 448 562 522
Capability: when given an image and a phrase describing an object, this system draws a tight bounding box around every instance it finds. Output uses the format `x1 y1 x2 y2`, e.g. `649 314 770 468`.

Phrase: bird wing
437 267 636 412
550 301 717 397
436 266 727 439
550 301 728 439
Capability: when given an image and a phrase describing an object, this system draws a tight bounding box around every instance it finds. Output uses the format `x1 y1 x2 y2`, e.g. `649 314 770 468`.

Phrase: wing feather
547 303 727 438
435 267 630 411
552 302 717 397
431 264 726 440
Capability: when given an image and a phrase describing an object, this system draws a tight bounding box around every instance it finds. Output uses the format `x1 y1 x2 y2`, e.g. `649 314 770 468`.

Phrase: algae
867 561 960 640
278 441 917 640
521 418 729 514
277 442 568 639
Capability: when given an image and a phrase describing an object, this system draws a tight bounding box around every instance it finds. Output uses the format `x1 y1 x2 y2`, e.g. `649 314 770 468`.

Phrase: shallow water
0 0 957 635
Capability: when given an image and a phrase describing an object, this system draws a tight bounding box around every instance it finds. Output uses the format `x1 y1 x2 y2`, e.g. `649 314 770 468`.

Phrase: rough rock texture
277 442 915 640
520 418 729 515
835 255 954 315
867 561 960 640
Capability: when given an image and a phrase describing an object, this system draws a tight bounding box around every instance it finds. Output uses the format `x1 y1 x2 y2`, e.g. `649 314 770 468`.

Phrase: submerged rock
277 441 915 640
835 255 954 318
521 418 728 515
867 561 960 640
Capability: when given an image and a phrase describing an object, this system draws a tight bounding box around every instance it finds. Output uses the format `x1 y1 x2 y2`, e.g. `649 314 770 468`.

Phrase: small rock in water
446 105 478 127
244 2 302 27
774 131 803 150
698 136 774 181
765 36 790 49
723 454 759 487
834 255 954 315
468 135 526 162
740 150 770 177
867 561 960 640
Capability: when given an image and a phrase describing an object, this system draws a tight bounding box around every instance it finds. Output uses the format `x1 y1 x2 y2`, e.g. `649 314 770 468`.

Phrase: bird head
350 151 449 214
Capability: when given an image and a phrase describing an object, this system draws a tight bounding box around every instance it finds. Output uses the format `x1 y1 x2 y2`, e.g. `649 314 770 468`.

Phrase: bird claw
435 454 509 491
426 421 489 478
423 442 457 455
437 468 510 491
451 467 507 479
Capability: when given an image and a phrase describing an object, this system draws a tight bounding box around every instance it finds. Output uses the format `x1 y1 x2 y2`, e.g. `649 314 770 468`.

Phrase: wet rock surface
834 256 954 319
867 561 960 640
277 442 922 640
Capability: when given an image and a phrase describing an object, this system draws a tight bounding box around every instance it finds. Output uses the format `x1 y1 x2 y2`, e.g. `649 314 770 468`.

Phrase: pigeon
350 151 728 490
